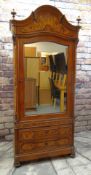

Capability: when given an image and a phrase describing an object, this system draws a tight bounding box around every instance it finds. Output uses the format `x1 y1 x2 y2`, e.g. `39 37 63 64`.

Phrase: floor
25 104 60 115
1 131 91 175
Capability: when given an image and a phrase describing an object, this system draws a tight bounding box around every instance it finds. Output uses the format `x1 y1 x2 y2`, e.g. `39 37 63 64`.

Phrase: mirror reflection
24 42 68 116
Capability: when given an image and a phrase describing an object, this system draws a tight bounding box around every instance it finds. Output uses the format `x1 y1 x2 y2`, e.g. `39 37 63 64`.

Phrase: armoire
10 5 80 166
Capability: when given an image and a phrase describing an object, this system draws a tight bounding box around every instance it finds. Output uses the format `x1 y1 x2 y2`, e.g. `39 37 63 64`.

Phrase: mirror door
24 42 68 116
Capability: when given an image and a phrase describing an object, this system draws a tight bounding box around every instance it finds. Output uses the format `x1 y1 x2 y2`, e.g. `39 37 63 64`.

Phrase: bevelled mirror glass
24 42 68 116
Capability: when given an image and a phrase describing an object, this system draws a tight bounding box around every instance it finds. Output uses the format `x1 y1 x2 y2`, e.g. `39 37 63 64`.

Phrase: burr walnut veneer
10 5 80 166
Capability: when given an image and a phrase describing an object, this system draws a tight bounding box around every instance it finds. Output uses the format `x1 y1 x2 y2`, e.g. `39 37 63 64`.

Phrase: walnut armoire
10 5 80 167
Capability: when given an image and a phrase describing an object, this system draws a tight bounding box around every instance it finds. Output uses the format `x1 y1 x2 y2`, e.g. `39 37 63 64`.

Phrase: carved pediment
10 5 79 39
20 15 69 35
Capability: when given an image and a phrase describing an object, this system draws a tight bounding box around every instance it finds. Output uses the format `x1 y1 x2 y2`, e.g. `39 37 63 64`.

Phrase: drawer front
18 125 72 142
19 138 72 153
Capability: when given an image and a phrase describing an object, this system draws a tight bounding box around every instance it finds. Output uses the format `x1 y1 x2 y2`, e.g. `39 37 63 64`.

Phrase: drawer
19 128 58 142
18 125 72 142
19 138 72 153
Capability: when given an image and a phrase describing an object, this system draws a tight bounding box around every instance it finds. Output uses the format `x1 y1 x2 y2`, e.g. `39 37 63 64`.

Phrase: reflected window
24 42 68 116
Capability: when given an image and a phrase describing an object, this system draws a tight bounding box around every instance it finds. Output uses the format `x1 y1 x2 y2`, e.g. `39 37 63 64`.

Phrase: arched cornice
10 5 80 40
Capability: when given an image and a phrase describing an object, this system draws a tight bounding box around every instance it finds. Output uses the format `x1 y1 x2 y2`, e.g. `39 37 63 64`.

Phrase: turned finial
76 16 81 26
11 9 16 19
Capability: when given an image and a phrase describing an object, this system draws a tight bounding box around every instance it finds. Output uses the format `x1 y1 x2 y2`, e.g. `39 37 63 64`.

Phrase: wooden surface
10 5 80 166
25 78 36 109
24 47 36 57
55 74 67 112
39 89 51 104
